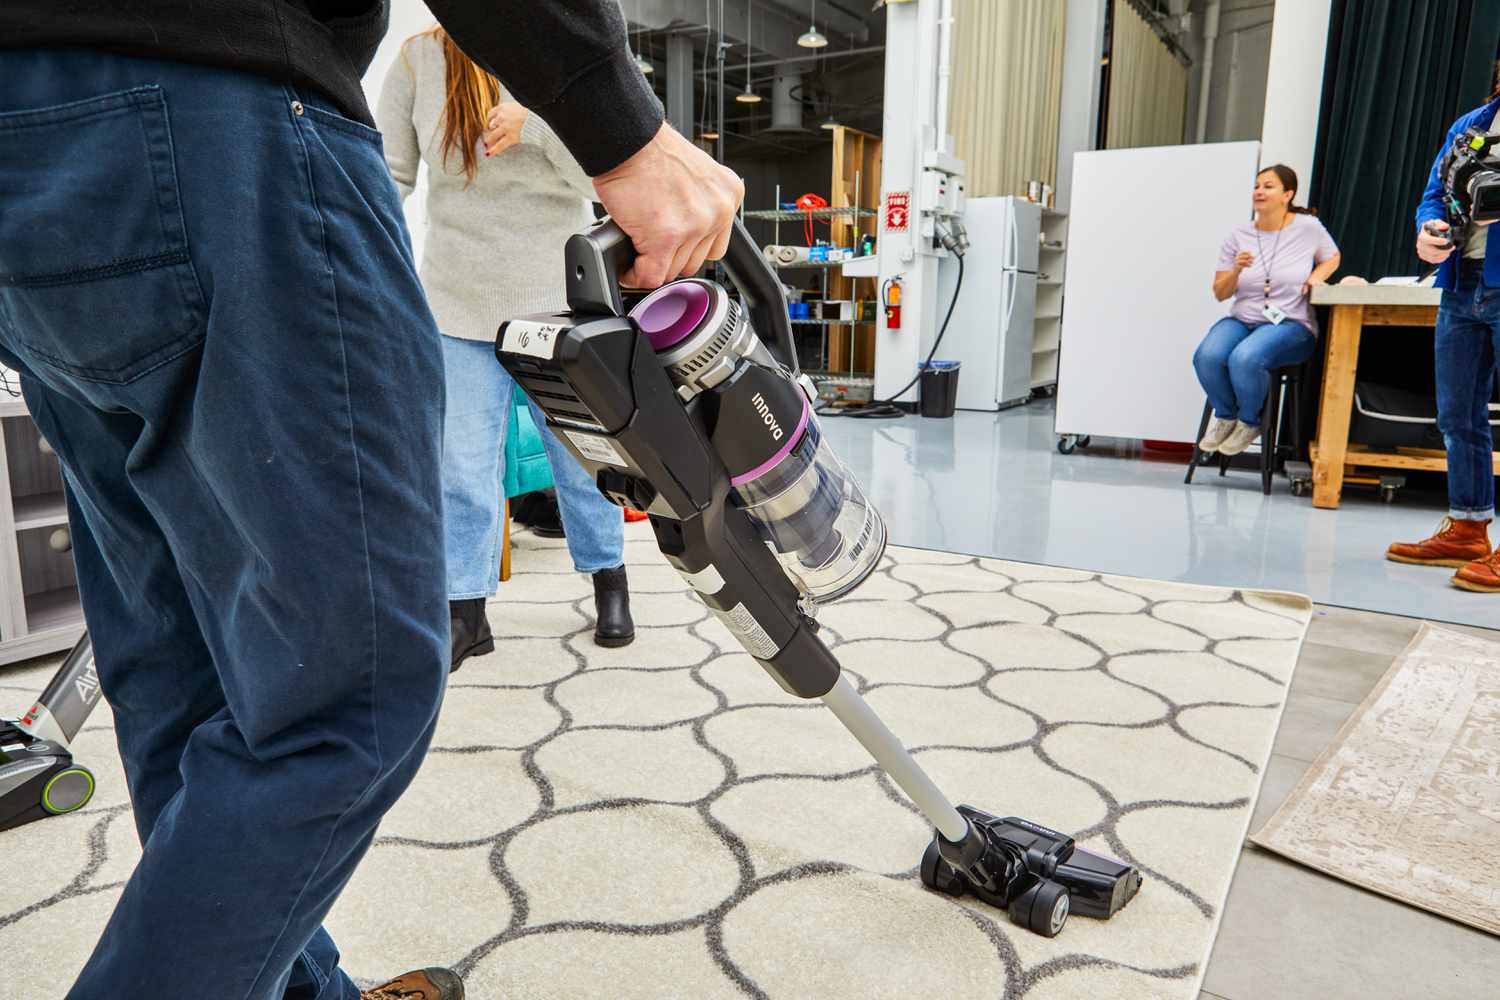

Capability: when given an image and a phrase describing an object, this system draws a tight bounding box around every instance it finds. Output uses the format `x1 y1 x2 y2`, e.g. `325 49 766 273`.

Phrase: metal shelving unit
1033 210 1069 392
748 181 877 376
743 206 877 223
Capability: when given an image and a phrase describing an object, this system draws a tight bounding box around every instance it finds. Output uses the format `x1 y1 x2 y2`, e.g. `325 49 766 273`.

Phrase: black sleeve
424 0 665 177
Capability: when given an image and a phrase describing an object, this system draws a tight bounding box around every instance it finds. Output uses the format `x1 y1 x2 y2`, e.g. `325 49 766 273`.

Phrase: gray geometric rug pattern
0 524 1311 999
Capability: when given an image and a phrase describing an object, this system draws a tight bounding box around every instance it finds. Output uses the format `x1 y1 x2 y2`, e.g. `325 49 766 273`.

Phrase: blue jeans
441 335 622 597
1436 262 1500 520
0 51 449 999
1193 317 1317 426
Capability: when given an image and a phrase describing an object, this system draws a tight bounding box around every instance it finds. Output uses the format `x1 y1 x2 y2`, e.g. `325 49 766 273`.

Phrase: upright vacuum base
0 719 94 833
919 805 1143 937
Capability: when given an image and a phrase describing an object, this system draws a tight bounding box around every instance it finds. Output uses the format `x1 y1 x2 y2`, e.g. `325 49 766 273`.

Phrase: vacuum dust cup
629 277 888 605
730 418 887 604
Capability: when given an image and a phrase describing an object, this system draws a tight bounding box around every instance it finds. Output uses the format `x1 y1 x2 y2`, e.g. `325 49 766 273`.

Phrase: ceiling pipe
765 71 806 131
1195 0 1221 142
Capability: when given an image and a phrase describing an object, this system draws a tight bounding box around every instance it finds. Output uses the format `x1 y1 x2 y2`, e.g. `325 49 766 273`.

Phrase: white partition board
1056 142 1262 442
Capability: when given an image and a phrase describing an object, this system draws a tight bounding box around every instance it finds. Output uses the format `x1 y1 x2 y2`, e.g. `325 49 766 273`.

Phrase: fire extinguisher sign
884 191 910 232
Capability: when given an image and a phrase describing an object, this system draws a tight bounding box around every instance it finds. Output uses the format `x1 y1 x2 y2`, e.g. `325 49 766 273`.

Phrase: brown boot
1453 549 1500 592
362 968 464 1000
1386 517 1492 567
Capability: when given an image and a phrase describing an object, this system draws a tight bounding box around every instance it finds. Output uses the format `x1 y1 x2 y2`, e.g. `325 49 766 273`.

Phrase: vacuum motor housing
496 219 884 699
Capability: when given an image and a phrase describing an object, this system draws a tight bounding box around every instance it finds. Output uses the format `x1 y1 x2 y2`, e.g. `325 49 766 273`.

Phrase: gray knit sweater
376 32 597 342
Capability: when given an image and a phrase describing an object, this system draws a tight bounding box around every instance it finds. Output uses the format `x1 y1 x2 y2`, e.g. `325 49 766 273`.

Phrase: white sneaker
1218 421 1261 456
1198 417 1237 453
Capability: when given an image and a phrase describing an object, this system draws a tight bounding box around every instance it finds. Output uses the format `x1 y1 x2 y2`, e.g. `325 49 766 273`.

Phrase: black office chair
1185 364 1306 495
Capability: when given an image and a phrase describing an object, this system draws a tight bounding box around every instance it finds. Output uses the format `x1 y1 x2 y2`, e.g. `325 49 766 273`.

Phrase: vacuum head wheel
42 766 95 815
1009 878 1070 938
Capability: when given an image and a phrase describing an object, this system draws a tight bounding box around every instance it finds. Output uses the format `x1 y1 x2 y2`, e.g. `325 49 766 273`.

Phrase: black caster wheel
1381 486 1398 504
1077 436 1091 448
1056 437 1076 455
919 840 965 897
1008 878 1070 938
1290 480 1308 497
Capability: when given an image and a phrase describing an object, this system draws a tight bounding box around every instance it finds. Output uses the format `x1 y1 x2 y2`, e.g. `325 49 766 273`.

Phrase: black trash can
919 361 960 418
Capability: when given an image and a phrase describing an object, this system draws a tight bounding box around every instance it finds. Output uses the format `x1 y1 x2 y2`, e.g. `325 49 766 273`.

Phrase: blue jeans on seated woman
1193 317 1317 426
441 335 624 598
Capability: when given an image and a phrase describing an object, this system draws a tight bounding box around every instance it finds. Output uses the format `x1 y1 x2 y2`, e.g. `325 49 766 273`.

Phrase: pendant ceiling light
736 0 762 103
798 0 828 48
820 114 839 131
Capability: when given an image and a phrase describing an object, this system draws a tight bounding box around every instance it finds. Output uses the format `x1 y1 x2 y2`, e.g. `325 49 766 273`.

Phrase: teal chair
500 391 554 581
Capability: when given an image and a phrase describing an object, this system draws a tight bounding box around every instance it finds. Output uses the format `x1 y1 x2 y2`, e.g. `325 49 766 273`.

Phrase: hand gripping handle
564 217 799 373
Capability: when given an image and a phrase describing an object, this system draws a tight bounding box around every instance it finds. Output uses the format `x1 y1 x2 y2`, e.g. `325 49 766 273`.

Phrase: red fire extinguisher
882 277 902 330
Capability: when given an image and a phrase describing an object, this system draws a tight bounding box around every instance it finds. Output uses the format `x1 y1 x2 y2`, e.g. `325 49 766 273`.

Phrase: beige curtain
1106 0 1188 149
947 0 1066 198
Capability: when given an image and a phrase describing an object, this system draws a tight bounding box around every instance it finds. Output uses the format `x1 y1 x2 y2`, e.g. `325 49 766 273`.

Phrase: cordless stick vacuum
496 219 1141 937
0 633 98 832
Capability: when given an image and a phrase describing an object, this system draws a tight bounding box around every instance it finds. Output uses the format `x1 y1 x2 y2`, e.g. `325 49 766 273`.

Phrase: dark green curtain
1308 0 1500 283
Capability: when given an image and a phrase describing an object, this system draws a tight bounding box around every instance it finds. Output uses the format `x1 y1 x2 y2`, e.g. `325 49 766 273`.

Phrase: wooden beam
1310 303 1363 508
1363 304 1439 327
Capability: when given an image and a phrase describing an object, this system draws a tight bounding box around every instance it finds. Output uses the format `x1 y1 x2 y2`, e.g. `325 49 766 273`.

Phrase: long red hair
413 26 502 184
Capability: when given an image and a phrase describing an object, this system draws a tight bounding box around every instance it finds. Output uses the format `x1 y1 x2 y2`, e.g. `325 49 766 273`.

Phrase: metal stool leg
1261 371 1284 495
1186 398 1213 485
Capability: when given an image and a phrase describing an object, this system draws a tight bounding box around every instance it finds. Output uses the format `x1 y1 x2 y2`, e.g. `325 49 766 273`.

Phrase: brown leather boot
1386 517 1492 568
361 968 464 1000
1453 549 1500 592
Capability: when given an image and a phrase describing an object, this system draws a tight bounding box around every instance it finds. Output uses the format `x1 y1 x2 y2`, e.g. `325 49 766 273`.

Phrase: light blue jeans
441 335 623 598
1192 317 1317 426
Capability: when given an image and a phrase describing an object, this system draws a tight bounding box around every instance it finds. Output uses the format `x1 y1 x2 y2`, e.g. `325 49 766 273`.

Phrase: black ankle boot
592 566 634 648
449 598 494 673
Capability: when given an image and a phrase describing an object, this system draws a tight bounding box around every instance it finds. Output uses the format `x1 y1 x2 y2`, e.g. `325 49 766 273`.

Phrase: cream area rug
0 524 1311 999
1253 623 1500 936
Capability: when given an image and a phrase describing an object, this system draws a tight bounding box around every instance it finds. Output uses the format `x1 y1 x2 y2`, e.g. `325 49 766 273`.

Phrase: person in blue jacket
1388 81 1500 593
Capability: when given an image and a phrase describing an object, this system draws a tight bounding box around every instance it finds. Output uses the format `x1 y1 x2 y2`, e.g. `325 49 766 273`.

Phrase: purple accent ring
730 397 811 486
629 280 715 351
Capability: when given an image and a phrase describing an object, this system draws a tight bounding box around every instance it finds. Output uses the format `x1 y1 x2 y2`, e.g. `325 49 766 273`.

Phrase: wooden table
1308 284 1500 508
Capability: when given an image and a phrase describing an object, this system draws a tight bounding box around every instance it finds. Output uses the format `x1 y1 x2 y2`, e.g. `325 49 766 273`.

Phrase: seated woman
378 27 635 671
1194 164 1341 457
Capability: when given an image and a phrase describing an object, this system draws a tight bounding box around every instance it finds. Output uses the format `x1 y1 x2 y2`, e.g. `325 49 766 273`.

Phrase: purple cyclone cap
629 280 714 351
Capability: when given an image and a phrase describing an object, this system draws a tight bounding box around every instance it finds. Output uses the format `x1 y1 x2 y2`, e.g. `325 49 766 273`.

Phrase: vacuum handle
719 218 799 374
564 217 800 375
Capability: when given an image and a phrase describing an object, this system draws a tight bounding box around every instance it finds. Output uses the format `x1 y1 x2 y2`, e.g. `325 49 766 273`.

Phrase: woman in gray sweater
378 27 634 671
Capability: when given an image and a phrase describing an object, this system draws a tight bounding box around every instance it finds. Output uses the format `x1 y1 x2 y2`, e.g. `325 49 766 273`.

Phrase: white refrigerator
939 196 1040 411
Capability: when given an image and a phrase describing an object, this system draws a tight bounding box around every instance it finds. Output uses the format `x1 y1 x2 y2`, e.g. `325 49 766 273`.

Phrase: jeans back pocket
0 86 205 383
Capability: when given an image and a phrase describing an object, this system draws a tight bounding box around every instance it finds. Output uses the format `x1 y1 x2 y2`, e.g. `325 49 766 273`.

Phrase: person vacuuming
495 217 1143 938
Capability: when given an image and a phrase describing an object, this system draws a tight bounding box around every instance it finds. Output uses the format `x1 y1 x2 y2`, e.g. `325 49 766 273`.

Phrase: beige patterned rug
0 525 1312 998
1252 623 1500 936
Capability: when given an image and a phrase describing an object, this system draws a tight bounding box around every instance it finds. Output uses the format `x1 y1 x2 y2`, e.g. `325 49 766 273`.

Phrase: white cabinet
0 385 85 666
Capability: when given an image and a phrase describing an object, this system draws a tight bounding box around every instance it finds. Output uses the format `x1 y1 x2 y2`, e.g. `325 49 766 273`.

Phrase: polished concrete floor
817 399 1500 630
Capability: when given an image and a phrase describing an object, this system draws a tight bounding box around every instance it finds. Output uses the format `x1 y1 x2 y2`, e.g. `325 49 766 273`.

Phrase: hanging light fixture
820 114 839 131
735 0 762 103
798 0 828 48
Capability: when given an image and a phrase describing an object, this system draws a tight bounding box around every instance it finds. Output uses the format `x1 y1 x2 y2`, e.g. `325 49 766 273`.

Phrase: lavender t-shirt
1217 216 1339 335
